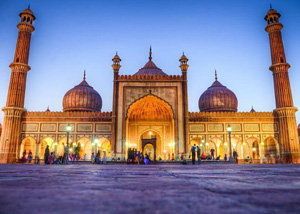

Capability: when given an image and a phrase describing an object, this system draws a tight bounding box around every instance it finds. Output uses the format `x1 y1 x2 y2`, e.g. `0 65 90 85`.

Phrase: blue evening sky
0 0 300 124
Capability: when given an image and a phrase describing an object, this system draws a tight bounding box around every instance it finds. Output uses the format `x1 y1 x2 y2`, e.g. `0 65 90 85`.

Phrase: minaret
111 53 121 157
179 53 189 154
0 7 35 163
265 8 300 163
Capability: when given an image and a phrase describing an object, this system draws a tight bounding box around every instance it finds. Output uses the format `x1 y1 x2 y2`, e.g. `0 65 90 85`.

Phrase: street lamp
65 124 71 164
227 124 234 161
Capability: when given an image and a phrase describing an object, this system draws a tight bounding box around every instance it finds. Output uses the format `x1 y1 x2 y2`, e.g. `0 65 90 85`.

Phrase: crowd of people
18 143 273 165
126 148 150 165
190 144 239 164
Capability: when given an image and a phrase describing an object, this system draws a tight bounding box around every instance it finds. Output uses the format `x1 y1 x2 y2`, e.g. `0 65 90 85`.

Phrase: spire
270 4 272 9
83 70 86 81
28 4 30 9
215 69 218 81
149 46 152 61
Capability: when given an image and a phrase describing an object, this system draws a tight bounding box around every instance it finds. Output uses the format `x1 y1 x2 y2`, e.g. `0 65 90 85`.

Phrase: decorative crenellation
188 111 275 122
22 111 112 122
118 74 183 81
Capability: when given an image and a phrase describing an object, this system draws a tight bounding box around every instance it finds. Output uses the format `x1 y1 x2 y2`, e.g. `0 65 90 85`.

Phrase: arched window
23 16 26 22
27 17 30 22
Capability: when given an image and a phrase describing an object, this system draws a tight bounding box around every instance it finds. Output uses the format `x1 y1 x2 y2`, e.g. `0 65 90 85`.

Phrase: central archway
126 94 175 160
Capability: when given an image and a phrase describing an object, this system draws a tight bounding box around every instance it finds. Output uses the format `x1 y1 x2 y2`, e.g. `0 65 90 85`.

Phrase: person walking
73 145 80 164
63 143 69 164
191 144 196 165
137 151 141 164
35 152 40 164
95 150 101 164
233 149 238 164
44 145 50 164
91 152 95 164
28 150 33 163
197 146 201 165
144 153 150 165
210 148 215 160
102 150 107 164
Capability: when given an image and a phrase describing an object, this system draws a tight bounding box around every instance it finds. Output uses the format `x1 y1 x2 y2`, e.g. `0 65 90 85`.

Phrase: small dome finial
149 46 152 61
83 70 86 81
270 4 272 9
45 105 50 112
215 69 218 81
28 4 30 9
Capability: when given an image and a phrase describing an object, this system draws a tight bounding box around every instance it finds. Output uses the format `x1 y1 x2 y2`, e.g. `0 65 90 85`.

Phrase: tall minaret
179 53 189 154
265 8 300 163
0 7 35 163
111 53 121 157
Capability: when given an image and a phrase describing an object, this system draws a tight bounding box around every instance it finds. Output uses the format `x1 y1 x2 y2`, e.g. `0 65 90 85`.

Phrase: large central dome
133 47 167 76
63 72 102 112
199 72 238 112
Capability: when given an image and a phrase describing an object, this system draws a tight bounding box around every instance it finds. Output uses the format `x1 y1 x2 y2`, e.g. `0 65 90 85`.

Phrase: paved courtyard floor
0 163 300 214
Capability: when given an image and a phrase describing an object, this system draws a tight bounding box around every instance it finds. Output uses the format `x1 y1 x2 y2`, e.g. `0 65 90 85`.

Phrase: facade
0 8 300 163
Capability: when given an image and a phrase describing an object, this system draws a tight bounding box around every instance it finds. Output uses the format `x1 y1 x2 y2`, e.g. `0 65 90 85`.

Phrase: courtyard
0 163 300 214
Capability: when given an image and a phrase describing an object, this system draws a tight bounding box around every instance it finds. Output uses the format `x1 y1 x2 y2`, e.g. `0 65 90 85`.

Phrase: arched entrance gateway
126 94 174 161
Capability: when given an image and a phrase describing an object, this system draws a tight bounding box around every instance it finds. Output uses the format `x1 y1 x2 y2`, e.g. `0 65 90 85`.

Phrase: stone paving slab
0 164 300 214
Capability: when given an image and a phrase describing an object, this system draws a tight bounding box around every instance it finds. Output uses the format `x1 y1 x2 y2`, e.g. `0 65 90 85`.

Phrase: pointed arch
126 94 174 121
20 136 36 158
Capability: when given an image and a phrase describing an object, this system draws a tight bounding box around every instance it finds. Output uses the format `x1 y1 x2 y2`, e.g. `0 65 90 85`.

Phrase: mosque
0 7 299 163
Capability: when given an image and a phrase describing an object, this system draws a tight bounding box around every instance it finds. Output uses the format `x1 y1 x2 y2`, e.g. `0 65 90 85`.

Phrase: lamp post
65 124 71 164
227 124 234 161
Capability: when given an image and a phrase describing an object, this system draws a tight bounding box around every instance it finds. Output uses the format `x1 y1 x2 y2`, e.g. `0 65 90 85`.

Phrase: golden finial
215 69 218 81
149 46 152 61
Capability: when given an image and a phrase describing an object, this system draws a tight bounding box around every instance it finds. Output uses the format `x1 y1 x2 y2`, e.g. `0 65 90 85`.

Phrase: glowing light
73 142 76 146
200 144 203 147
227 124 232 132
54 142 58 146
149 131 152 135
94 139 99 143
261 142 264 145
224 142 228 146
69 148 72 152
252 148 256 151
163 150 166 153
217 143 220 147
233 143 236 147
66 124 71 131
205 142 209 146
